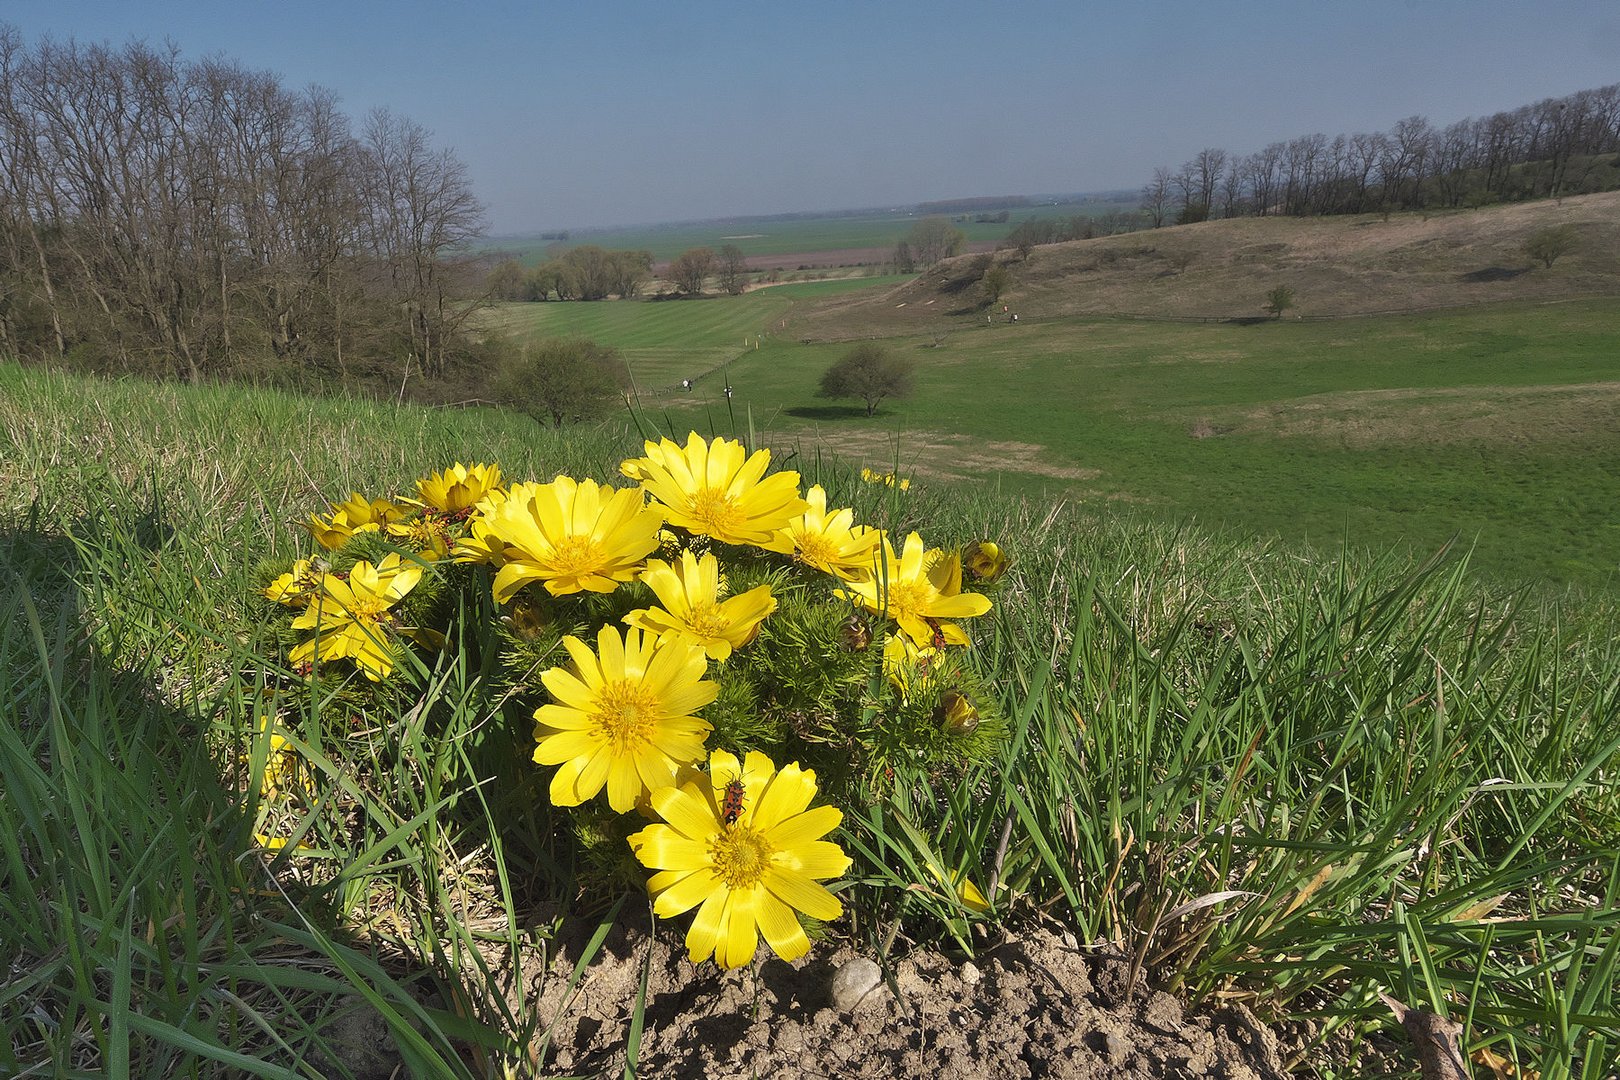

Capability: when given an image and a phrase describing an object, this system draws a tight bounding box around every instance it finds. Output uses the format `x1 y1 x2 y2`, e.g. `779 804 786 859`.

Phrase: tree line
0 26 485 390
1141 83 1620 225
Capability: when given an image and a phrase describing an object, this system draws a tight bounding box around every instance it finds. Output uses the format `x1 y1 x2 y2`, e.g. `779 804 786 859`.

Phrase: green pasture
3 362 1618 1075
485 199 1139 264
485 276 910 391
693 299 1620 590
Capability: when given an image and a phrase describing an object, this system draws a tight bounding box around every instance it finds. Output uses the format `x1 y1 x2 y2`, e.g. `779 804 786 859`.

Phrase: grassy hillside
664 299 1620 589
790 191 1620 338
485 275 909 390
2 364 1616 1076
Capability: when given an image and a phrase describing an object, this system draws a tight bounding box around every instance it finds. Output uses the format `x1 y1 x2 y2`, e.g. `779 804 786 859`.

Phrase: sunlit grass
3 362 1617 1077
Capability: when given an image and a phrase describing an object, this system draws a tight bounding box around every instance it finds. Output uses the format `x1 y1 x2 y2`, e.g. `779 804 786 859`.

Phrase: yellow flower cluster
860 466 911 491
261 435 1011 967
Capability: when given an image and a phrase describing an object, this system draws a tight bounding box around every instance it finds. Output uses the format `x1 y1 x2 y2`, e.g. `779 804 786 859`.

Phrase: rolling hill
789 191 1620 339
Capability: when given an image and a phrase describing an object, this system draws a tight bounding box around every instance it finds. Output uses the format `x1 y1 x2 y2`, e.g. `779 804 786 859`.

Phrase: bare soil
518 920 1301 1079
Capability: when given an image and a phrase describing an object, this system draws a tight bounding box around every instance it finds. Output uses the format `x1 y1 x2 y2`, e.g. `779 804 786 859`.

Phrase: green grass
485 275 910 391
4 364 1618 1077
714 298 1620 590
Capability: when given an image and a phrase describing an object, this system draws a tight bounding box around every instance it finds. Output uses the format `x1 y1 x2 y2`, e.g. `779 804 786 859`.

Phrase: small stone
1060 931 1079 949
1142 991 1184 1035
828 957 883 1012
959 961 982 986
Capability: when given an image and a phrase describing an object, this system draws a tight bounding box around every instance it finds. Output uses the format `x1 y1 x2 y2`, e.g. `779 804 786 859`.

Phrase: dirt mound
791 191 1620 339
519 922 1295 1079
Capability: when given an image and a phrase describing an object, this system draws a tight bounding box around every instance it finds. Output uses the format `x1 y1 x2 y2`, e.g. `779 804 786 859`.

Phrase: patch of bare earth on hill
787 190 1620 339
1218 380 1620 449
787 427 1099 485
486 921 1305 1079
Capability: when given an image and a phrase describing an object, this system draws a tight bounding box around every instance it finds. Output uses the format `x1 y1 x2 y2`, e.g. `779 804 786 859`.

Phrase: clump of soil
518 919 1294 1078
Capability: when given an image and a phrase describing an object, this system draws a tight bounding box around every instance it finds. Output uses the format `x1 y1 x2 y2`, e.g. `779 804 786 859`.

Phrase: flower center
345 595 391 625
710 826 773 890
796 531 838 568
591 679 658 750
686 600 732 639
550 534 607 575
884 579 932 622
687 486 746 534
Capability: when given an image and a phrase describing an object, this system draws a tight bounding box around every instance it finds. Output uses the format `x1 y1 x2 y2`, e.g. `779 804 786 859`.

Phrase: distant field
695 299 1620 589
484 275 911 391
484 199 1140 265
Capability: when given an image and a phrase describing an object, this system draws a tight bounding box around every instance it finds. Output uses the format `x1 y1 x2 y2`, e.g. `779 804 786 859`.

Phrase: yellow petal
751 762 818 833
755 889 811 963
717 887 760 970
763 866 843 922
763 804 844 852
684 890 727 965
650 786 721 842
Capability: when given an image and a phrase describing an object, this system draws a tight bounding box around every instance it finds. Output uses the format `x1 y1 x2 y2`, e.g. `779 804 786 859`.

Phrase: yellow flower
623 433 806 552
473 477 664 602
386 513 452 560
963 541 1008 584
623 552 777 662
936 689 980 735
412 462 503 514
532 625 717 812
245 715 300 796
629 749 851 969
838 532 992 649
289 554 422 681
253 833 315 853
927 865 991 913
882 633 939 700
263 558 324 607
305 492 406 551
776 485 883 581
860 467 910 491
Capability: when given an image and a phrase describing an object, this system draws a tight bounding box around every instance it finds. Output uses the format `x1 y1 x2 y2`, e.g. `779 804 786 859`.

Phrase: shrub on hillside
494 337 630 426
1524 224 1578 269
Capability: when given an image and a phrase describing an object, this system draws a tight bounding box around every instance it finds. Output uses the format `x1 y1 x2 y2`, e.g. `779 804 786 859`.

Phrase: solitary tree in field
495 338 630 426
1264 284 1295 319
818 344 916 416
717 244 749 295
1524 225 1577 269
668 247 716 295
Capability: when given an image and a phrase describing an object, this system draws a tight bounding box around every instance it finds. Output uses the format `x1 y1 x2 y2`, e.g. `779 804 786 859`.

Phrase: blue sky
2 1 1617 233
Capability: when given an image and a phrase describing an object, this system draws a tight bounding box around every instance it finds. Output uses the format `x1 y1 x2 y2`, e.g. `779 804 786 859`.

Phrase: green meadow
4 361 1618 1075
486 275 911 390
502 293 1620 590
